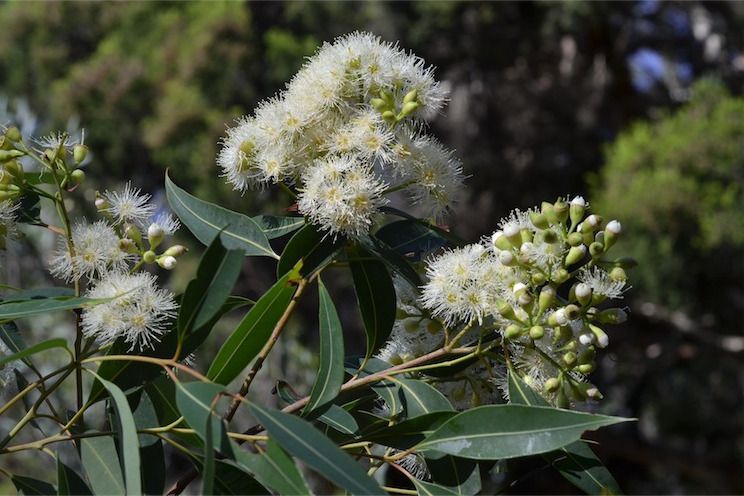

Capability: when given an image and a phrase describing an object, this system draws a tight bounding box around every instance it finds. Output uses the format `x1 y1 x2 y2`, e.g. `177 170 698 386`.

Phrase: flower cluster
46 181 185 350
379 197 632 408
218 32 464 237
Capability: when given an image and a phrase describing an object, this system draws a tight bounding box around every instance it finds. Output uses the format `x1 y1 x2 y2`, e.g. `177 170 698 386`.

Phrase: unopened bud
549 308 568 327
578 333 595 346
403 89 418 104
118 238 137 253
529 211 549 230
143 250 157 264
497 300 516 320
542 201 557 224
399 101 420 118
512 282 528 297
499 250 515 266
159 255 177 270
589 324 609 348
4 160 22 177
567 232 584 246
563 351 577 367
73 144 88 164
370 98 387 112
575 283 592 306
70 169 85 186
125 224 142 245
503 224 522 248
504 324 523 340
491 230 512 250
569 196 586 226
539 285 556 313
95 196 108 211
553 200 569 223
381 110 396 122
529 325 544 340
565 245 586 266
544 377 561 393
164 245 187 257
609 266 627 282
553 268 569 283
148 223 164 249
589 242 604 258
577 363 595 374
531 272 546 285
5 126 21 142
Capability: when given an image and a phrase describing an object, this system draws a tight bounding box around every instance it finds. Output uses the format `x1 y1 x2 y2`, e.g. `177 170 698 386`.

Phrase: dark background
1 1 742 494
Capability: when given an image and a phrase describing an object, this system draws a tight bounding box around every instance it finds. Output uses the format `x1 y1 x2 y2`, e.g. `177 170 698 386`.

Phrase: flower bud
577 363 595 374
0 149 24 162
529 325 545 340
491 230 512 251
584 214 602 231
148 223 164 249
538 285 556 313
5 126 21 142
143 250 157 264
567 232 584 246
125 224 142 245
589 324 609 348
381 110 396 123
498 250 515 266
529 211 549 230
158 256 177 270
604 220 622 249
597 308 628 325
553 268 569 283
585 386 603 400
370 98 387 112
578 333 595 346
503 224 522 248
497 300 517 320
531 272 546 285
95 195 108 211
73 144 88 165
4 160 22 177
589 241 604 258
549 308 568 327
518 292 533 308
544 377 561 393
569 196 586 226
542 201 557 224
70 169 85 186
118 238 137 253
553 200 569 223
609 266 627 282
563 351 577 367
512 282 528 297
575 283 592 306
504 324 523 340
520 228 533 244
403 89 418 104
399 101 420 118
565 245 586 266
164 244 187 257
379 89 394 105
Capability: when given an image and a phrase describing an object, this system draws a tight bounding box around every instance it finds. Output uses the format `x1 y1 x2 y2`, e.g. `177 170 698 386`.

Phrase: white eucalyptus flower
102 182 156 225
49 220 128 282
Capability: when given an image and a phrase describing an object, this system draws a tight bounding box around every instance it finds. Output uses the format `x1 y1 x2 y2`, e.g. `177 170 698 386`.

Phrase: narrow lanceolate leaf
57 458 92 495
375 219 449 261
412 479 461 496
363 411 456 452
276 381 359 435
303 280 345 415
207 272 299 385
212 459 269 495
177 234 244 337
234 439 310 495
11 475 56 495
1 322 31 369
417 404 630 460
202 412 216 496
249 404 383 495
394 378 454 418
89 374 141 495
165 172 276 258
508 371 622 495
133 390 160 447
425 456 481 496
0 287 74 302
0 296 96 321
81 436 125 495
251 215 305 239
174 381 231 455
277 223 343 277
0 338 69 368
349 248 396 361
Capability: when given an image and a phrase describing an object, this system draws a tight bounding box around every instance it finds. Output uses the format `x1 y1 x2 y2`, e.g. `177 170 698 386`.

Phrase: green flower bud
5 126 21 142
491 231 513 251
520 228 533 244
575 282 592 306
589 324 609 348
504 324 523 340
403 89 418 104
125 224 142 245
567 232 584 246
553 268 569 283
94 193 108 212
542 201 558 224
118 238 137 253
529 211 549 230
73 144 88 165
577 363 595 374
143 250 157 264
147 223 164 249
398 101 420 118
597 308 628 325
498 250 516 266
565 245 586 266
370 98 387 112
609 266 627 282
569 196 586 226
497 300 517 320
538 285 556 313
583 214 603 231
556 388 570 408
379 89 394 106
604 220 622 249
531 272 546 285
0 149 24 162
553 200 569 223
544 377 561 393
0 191 11 201
382 110 396 123
163 245 187 257
503 224 522 248
589 241 604 258
529 325 545 340
4 160 22 177
70 169 85 186
563 351 577 367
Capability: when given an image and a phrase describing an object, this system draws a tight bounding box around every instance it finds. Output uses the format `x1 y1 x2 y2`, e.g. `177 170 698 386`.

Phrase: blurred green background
1 1 742 494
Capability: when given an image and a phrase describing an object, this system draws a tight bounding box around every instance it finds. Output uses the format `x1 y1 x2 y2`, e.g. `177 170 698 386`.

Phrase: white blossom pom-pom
49 220 129 282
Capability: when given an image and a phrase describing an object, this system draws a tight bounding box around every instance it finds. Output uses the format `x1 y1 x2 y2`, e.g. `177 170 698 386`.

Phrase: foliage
591 79 744 326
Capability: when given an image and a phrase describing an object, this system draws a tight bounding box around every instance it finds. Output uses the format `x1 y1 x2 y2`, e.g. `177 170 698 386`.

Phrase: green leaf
412 479 461 496
165 172 276 258
174 381 231 455
133 390 160 447
11 475 56 495
425 456 481 496
251 215 305 239
303 280 345 415
140 440 166 496
1 322 32 369
178 234 244 338
417 405 630 460
348 357 403 416
508 371 622 495
277 223 343 277
0 287 74 302
57 458 92 495
81 436 125 495
0 296 96 322
394 378 454 418
89 373 142 495
234 439 310 495
249 404 383 495
349 249 396 361
207 272 299 385
0 338 69 368
375 219 449 260
145 376 181 425
276 380 359 435
212 460 269 495
202 410 216 496
363 411 456 451
359 235 422 287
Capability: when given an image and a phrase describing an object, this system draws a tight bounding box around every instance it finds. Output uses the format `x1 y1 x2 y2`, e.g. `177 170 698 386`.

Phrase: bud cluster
218 32 464 237
419 196 634 406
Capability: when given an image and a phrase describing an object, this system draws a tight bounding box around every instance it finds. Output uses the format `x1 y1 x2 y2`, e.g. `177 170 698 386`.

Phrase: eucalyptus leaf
251 215 305 239
165 172 276 258
234 439 310 495
11 475 56 495
276 223 343 277
57 458 92 495
0 296 97 322
0 338 69 368
81 436 125 495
